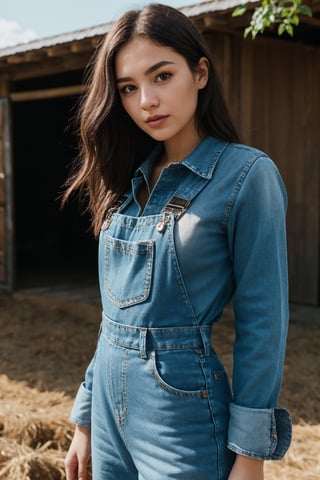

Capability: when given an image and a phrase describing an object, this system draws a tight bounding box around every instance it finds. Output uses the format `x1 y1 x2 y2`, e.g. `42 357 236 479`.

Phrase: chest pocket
104 235 154 308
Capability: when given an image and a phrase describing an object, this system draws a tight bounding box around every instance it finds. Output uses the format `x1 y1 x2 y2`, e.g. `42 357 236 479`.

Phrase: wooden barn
0 0 319 304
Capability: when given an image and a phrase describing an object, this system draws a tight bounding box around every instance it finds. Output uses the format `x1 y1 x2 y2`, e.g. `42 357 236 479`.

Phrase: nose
140 86 159 110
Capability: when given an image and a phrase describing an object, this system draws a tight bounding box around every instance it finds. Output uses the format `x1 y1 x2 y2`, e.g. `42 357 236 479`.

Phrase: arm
226 156 291 461
69 321 102 427
65 425 91 480
229 455 264 480
65 324 102 478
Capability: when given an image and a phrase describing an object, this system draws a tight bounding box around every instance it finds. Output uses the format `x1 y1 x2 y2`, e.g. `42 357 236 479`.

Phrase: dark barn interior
12 92 98 288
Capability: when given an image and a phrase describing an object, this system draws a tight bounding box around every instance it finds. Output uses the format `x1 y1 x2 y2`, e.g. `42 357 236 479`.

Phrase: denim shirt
70 136 292 461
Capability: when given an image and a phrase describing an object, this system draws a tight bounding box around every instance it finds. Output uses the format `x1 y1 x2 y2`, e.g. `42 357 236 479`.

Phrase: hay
264 423 320 479
2 412 73 450
0 376 73 450
0 292 319 480
0 439 65 480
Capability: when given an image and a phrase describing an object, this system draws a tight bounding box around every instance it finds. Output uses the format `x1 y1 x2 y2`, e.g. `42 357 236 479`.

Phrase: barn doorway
12 96 98 291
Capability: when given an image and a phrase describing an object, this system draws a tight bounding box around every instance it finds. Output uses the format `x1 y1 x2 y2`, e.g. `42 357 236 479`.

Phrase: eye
120 84 137 94
156 72 172 82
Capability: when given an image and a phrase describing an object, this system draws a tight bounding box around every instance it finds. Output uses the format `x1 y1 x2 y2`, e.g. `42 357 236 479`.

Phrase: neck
162 131 204 166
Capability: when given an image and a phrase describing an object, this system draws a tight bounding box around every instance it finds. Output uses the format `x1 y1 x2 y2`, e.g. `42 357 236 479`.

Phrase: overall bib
91 174 235 479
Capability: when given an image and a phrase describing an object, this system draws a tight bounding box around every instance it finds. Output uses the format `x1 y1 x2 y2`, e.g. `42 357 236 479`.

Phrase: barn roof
0 0 259 58
0 22 112 57
0 0 319 80
0 0 254 59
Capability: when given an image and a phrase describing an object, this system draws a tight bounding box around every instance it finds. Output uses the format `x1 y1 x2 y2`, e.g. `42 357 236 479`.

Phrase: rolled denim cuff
227 402 292 460
69 382 92 428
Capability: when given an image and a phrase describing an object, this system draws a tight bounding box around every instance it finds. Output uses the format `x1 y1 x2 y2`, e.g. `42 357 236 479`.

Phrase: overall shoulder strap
101 193 133 230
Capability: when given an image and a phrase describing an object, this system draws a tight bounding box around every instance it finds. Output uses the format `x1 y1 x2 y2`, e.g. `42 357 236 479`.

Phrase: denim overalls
70 137 292 479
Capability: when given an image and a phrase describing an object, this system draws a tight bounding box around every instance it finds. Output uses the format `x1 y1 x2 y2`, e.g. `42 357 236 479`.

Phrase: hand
228 454 264 480
65 425 91 480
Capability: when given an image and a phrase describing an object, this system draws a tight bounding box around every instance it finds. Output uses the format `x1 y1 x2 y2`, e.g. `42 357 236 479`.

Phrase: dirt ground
0 289 319 479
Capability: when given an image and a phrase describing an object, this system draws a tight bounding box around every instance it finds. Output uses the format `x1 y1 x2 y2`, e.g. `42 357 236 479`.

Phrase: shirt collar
135 136 229 181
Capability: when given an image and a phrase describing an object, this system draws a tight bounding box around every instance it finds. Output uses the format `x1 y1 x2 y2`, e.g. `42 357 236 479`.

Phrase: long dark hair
63 3 240 236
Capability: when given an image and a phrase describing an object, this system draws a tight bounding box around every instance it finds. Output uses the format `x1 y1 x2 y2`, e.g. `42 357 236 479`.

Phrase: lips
145 115 169 127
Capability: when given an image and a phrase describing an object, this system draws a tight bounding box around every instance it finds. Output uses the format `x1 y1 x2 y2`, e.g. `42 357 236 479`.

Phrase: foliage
232 0 313 39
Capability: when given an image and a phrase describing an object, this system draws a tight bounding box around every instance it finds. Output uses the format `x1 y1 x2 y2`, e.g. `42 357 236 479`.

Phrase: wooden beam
2 50 49 65
91 37 101 47
8 54 90 80
10 84 86 102
70 40 94 53
0 76 10 96
202 15 229 29
47 45 73 57
300 14 320 28
5 54 29 64
25 51 48 62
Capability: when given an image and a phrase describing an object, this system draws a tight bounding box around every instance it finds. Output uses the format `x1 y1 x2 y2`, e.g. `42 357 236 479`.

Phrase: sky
0 0 199 48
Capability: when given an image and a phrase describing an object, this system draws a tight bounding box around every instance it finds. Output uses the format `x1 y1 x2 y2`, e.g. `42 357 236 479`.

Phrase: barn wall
0 101 6 283
0 98 13 288
205 32 320 304
1 29 320 303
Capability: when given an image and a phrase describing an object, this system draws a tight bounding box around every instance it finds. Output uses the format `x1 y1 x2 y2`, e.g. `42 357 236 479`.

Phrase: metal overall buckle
101 195 128 230
156 196 190 233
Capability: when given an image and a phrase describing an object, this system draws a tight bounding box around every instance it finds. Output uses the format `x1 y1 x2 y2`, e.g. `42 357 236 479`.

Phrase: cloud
0 18 37 49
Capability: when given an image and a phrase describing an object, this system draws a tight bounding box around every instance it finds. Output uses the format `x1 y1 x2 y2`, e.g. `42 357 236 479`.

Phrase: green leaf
233 4 247 16
239 0 314 39
286 23 294 35
244 26 253 38
298 5 313 16
291 14 300 26
281 7 292 17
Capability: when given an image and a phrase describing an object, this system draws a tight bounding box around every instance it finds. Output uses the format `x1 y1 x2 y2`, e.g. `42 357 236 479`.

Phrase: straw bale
0 376 73 450
0 439 65 480
264 423 320 479
0 292 319 479
2 413 73 450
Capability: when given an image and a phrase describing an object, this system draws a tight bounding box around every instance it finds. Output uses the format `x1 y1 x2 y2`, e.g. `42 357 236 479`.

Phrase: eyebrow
116 61 175 84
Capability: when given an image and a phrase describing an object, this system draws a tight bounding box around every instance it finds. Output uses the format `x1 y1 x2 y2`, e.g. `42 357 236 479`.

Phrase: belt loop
199 326 211 357
139 328 148 359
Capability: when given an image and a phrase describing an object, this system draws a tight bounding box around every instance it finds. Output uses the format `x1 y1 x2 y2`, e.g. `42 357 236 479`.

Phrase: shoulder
219 142 283 187
215 142 287 217
223 142 272 168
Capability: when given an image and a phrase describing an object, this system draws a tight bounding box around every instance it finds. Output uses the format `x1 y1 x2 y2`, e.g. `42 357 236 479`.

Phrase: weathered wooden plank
0 207 6 283
239 39 254 145
0 99 11 288
287 48 320 304
10 84 85 102
0 103 5 206
6 53 92 81
0 102 6 283
205 31 320 304
251 42 319 304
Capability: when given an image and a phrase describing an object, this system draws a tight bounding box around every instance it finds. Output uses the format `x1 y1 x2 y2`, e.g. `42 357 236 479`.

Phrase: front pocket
104 236 154 308
149 350 205 398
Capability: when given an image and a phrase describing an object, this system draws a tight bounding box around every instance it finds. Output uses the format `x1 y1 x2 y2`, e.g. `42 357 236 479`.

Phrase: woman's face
115 36 208 149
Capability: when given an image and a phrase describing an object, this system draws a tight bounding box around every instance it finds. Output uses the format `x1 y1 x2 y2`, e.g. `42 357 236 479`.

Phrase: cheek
175 83 199 109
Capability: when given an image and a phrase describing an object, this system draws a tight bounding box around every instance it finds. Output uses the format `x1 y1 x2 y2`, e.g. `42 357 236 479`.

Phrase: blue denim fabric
89 315 234 479
70 136 292 470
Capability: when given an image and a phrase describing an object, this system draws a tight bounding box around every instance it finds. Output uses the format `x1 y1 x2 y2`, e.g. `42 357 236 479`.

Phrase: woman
64 4 291 479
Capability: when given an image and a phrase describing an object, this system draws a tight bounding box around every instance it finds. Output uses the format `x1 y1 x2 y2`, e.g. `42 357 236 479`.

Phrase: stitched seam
222 154 268 231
